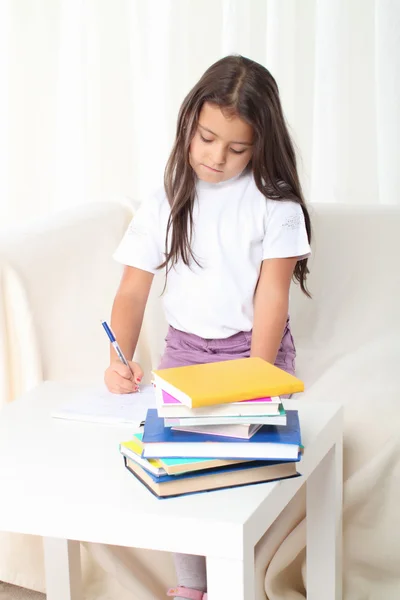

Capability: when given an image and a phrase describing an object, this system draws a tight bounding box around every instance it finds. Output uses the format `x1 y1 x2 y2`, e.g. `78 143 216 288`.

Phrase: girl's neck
196 168 248 191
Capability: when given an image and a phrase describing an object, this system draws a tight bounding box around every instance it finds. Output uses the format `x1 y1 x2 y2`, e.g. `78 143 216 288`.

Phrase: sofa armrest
0 263 42 407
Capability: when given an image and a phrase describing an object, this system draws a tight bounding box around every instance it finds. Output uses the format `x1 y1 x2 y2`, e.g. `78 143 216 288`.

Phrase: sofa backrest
1 201 398 394
289 203 400 380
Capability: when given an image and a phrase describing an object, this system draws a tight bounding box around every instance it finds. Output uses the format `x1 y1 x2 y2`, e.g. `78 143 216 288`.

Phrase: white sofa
0 200 399 600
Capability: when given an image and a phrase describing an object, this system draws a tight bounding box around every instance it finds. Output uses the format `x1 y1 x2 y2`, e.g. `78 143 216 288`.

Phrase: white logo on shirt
282 214 301 230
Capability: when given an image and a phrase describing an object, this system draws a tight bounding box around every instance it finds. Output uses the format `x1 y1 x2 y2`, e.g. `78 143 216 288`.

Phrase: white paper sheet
51 384 156 426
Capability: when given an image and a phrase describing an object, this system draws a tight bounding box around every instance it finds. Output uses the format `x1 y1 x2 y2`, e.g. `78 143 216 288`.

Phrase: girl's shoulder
242 175 306 234
247 175 304 212
147 185 168 208
243 173 294 212
137 186 169 218
153 185 168 204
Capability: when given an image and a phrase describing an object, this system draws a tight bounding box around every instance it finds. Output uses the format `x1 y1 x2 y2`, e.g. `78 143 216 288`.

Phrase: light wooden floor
0 583 44 599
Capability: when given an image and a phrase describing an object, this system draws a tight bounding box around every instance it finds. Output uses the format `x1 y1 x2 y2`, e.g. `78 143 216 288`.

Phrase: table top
0 382 342 557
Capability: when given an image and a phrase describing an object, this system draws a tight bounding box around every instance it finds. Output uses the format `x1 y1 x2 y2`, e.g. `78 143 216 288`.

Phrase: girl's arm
110 265 154 363
251 257 298 363
104 265 153 394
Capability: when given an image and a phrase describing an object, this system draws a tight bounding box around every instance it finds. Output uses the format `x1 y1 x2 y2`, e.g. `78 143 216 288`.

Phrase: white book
165 412 287 428
171 423 262 440
143 439 299 461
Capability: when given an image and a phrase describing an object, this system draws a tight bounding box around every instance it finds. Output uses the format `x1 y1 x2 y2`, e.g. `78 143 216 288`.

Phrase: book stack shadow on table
119 357 304 498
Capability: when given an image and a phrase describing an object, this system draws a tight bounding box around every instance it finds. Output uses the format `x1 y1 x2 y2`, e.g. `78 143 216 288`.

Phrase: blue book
124 454 301 498
142 409 301 460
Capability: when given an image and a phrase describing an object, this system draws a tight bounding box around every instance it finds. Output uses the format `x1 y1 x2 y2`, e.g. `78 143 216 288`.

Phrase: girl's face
189 102 254 183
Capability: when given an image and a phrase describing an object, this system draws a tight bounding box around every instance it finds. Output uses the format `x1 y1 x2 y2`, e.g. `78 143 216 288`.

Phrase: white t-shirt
113 170 311 339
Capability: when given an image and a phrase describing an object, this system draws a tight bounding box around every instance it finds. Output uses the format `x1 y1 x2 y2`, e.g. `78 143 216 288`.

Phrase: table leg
43 538 82 600
306 440 343 600
206 548 255 600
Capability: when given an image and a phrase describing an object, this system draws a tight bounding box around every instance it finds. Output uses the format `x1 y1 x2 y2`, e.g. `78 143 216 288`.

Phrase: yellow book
120 438 165 476
152 357 304 409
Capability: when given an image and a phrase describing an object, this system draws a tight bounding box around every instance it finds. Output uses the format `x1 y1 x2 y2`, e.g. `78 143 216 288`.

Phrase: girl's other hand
104 360 143 394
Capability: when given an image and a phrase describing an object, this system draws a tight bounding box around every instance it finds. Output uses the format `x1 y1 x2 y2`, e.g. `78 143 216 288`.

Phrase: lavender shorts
158 317 296 376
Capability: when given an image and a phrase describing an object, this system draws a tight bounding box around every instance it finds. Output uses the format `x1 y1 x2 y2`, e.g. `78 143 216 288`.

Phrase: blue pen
101 320 140 391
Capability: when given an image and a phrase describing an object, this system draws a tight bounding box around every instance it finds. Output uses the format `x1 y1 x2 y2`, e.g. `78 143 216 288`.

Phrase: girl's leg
171 554 207 599
159 329 208 598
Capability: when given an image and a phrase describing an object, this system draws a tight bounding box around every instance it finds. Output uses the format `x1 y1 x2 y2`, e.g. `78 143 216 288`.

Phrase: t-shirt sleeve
112 194 164 274
262 199 311 260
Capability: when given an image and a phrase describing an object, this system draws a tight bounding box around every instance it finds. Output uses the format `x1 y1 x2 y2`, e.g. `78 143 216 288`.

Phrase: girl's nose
211 145 227 166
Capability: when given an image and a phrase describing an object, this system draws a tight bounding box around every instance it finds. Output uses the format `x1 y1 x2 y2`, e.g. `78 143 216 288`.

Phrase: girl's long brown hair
159 55 311 296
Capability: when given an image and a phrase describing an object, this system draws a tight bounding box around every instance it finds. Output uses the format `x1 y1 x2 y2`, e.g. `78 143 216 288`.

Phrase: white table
0 382 343 600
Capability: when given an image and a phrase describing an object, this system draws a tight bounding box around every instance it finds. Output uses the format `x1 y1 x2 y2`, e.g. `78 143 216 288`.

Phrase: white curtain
0 0 399 228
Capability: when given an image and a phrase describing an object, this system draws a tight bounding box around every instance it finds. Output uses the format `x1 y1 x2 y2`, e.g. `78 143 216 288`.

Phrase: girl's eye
200 132 246 154
231 148 246 155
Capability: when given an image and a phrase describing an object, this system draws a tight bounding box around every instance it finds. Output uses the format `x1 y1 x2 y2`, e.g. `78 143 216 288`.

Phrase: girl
105 55 311 600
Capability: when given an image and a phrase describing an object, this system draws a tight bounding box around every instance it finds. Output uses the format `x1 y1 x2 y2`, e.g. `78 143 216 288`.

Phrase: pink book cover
160 389 273 406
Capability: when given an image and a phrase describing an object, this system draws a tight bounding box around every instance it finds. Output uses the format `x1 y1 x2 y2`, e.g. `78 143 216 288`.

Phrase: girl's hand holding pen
101 320 143 394
104 360 143 394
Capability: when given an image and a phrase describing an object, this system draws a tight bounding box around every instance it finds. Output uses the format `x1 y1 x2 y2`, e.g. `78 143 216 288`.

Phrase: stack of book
120 357 304 498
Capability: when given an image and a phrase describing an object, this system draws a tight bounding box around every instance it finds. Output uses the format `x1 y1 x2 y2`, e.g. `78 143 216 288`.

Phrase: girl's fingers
129 362 144 384
112 362 134 380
